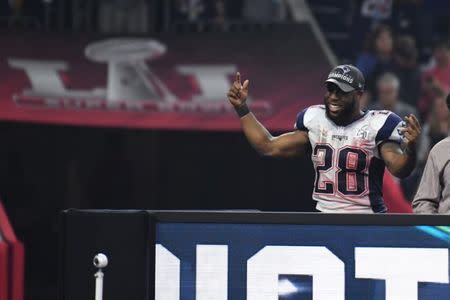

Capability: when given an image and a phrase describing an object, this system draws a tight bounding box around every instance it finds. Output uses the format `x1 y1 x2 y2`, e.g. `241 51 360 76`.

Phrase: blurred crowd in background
2 0 450 203
355 21 450 200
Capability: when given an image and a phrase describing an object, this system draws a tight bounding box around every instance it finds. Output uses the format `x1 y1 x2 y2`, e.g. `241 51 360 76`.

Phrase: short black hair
394 35 417 61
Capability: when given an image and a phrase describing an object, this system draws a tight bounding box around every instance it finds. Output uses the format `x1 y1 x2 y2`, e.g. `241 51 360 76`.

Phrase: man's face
375 30 393 55
324 82 359 125
377 81 398 106
433 47 450 67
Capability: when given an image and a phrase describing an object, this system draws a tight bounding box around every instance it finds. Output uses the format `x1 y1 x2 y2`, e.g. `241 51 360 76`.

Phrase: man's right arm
239 112 309 158
228 72 310 158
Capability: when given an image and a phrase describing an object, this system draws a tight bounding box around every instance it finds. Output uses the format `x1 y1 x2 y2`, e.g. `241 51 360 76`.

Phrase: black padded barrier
59 209 155 300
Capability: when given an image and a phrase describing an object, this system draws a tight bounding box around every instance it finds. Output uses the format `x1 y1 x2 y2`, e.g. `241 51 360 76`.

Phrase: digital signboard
154 214 450 300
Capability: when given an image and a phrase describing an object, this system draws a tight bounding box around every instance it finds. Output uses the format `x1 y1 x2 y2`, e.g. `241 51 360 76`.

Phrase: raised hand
227 72 249 108
400 114 421 150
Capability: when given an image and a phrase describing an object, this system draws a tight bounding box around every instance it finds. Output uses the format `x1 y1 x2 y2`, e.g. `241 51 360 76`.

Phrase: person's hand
227 72 249 108
399 114 421 152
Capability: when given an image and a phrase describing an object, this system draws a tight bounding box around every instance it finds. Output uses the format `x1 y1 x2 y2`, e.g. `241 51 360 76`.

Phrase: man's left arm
380 114 421 178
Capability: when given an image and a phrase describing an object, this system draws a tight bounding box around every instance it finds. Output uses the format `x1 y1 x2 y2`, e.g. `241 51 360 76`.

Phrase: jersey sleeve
375 112 403 145
295 105 322 131
294 108 308 131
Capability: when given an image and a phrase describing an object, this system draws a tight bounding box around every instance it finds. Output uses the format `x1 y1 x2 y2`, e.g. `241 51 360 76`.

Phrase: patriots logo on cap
336 66 351 74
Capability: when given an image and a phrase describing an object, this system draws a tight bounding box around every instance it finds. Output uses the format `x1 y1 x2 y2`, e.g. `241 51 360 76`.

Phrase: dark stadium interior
1 0 450 299
0 122 316 299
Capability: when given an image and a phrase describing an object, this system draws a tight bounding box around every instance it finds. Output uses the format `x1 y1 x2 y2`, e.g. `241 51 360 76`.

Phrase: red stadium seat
0 242 8 300
0 201 24 300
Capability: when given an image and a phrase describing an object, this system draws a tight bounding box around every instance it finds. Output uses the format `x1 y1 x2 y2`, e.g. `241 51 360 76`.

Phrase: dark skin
324 82 363 126
227 72 421 178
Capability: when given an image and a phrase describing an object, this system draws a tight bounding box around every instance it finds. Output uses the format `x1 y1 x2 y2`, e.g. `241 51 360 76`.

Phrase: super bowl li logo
8 38 270 113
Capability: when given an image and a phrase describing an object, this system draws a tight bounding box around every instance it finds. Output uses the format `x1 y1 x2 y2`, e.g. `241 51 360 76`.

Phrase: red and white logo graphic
10 38 270 114
0 31 331 130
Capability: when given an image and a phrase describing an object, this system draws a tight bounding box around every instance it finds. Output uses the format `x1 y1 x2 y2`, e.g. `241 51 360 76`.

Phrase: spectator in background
390 35 421 107
211 0 226 29
423 92 450 148
412 0 450 61
367 34 421 105
98 0 148 33
368 72 417 119
412 93 449 197
172 0 233 30
172 0 206 22
390 0 432 62
349 0 394 59
356 24 393 81
412 94 450 214
4 0 43 29
419 38 450 118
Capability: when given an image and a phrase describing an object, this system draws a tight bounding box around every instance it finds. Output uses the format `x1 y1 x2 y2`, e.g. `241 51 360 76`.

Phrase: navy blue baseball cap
325 64 365 92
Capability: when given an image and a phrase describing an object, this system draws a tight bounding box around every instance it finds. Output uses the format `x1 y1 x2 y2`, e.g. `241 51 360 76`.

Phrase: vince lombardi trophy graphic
85 38 176 103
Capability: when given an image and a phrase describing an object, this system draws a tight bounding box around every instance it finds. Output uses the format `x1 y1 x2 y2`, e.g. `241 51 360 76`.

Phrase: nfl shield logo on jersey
357 125 370 140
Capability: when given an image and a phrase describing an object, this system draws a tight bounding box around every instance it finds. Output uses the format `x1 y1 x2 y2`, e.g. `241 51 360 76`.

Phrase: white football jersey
295 105 404 213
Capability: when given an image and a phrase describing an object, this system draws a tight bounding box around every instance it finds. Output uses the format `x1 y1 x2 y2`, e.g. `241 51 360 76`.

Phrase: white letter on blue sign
155 244 180 300
196 245 228 300
247 246 345 300
355 247 449 300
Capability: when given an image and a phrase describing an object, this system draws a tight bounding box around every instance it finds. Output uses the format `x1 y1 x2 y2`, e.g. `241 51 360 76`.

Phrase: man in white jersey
227 65 421 213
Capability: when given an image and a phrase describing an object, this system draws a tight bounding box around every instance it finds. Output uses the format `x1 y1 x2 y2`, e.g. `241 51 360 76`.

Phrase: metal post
93 253 108 300
94 269 104 300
